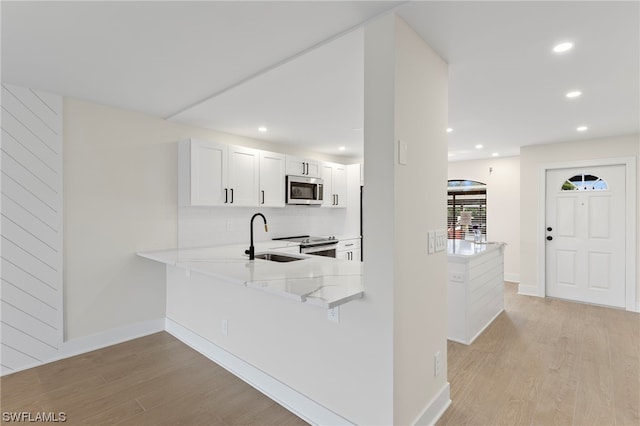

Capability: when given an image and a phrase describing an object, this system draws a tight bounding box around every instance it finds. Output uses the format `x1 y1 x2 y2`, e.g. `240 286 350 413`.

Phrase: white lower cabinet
337 238 361 261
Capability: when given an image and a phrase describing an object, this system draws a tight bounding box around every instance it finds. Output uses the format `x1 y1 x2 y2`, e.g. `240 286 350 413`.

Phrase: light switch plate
435 230 447 252
428 231 435 254
398 140 408 165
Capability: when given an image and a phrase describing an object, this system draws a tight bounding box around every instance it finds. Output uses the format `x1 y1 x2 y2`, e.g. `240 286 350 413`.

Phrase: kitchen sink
254 253 305 262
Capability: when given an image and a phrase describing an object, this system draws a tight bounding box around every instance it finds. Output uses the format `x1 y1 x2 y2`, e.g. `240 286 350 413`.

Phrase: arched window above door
561 174 608 191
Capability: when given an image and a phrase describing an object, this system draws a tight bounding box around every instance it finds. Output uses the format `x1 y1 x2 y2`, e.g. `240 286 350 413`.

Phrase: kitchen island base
448 240 506 345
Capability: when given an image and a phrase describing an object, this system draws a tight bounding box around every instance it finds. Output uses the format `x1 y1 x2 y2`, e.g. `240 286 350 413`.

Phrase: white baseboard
412 382 451 426
1 318 165 377
517 284 540 297
58 318 166 360
504 273 520 283
165 318 352 426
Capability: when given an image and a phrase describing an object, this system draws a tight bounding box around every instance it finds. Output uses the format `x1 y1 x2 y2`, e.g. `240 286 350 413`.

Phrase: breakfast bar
447 240 506 345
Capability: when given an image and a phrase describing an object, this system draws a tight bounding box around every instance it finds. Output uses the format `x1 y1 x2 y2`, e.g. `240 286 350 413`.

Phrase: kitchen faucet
245 213 268 260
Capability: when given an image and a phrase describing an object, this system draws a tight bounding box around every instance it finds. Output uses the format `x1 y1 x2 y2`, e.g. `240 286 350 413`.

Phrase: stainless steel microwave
286 175 324 205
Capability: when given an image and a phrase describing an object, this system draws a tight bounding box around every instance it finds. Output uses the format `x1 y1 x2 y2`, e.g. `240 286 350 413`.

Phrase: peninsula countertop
447 239 506 262
137 242 364 309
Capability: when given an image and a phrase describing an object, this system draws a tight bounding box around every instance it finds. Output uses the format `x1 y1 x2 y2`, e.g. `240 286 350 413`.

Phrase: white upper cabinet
179 139 229 206
259 151 286 207
322 162 347 208
228 145 260 206
179 139 262 207
286 156 321 178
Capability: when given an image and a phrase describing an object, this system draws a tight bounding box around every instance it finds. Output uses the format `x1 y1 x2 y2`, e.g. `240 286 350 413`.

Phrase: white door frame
537 157 637 312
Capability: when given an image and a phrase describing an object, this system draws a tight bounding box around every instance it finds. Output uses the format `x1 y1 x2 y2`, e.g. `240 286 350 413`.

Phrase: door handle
261 190 265 205
547 227 553 232
546 236 553 241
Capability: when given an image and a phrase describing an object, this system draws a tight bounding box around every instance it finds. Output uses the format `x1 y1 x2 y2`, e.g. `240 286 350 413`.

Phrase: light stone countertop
137 241 363 309
447 239 506 262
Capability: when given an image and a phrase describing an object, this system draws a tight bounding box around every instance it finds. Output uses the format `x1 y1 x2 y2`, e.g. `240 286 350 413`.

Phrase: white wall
63 99 358 340
364 14 449 425
519 133 639 308
448 156 521 282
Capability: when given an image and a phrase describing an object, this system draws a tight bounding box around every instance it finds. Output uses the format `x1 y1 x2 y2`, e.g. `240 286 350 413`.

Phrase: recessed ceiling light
553 42 574 53
566 91 582 99
339 146 346 151
475 144 483 149
447 128 453 133
258 126 268 132
492 153 500 157
576 126 588 132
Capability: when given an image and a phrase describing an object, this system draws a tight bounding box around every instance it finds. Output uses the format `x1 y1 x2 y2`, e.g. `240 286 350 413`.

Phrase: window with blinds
448 180 487 240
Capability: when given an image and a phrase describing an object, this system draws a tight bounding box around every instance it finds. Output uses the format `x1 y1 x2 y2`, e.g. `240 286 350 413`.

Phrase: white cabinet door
228 145 260 206
337 251 350 261
259 151 285 207
185 139 228 206
321 163 347 208
333 164 347 208
321 163 334 207
337 238 361 261
286 156 321 178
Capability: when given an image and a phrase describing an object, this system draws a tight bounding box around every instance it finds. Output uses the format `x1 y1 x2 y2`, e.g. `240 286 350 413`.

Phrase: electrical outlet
222 319 228 336
327 306 340 323
434 351 441 377
450 272 464 282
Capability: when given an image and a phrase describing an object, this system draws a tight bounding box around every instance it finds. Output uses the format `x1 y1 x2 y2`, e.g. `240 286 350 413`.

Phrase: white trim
517 285 540 297
537 157 637 311
165 318 353 426
1 318 165 377
504 273 520 283
412 382 451 426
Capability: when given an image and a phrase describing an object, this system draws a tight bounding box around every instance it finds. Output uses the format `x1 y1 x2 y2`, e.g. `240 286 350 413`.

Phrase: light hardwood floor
0 332 308 425
438 282 640 426
1 283 638 425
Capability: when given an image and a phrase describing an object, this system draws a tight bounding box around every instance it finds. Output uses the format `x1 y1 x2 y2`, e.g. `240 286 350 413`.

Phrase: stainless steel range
273 235 338 257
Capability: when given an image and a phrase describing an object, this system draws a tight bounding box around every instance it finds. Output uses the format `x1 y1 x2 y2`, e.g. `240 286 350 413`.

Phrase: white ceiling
3 1 638 161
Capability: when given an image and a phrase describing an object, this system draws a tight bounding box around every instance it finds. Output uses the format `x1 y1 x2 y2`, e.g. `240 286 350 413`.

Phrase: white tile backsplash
178 205 348 248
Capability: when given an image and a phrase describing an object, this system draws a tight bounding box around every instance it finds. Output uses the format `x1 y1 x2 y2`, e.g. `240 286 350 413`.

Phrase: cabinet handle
230 188 234 204
261 190 265 205
305 162 309 175
345 243 354 247
336 194 339 205
225 188 228 203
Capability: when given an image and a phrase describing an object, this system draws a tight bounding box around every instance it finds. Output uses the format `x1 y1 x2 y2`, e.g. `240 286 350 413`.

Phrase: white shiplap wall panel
2 260 58 307
1 84 63 375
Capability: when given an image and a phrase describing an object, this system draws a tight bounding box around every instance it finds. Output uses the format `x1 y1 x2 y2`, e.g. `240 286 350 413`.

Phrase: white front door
545 165 626 308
